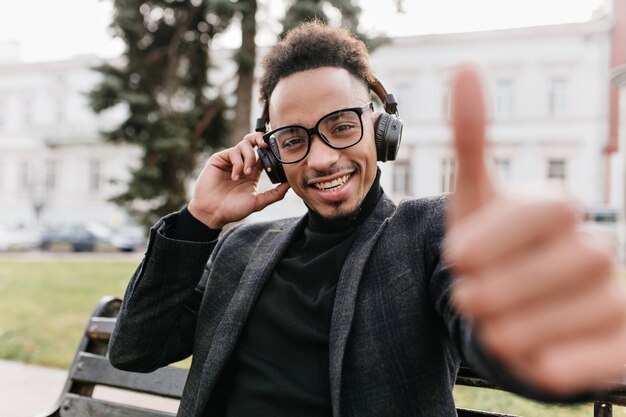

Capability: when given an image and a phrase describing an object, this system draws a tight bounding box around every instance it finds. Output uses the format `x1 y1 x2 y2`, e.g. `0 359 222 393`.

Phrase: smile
313 174 351 191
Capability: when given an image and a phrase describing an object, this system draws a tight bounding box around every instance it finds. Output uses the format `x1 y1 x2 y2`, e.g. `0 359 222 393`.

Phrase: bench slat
457 408 520 417
457 365 500 390
71 352 186 398
86 317 116 342
59 393 175 417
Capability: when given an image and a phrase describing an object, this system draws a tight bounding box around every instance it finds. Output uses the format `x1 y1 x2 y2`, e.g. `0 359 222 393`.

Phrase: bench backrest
35 296 626 417
36 297 185 417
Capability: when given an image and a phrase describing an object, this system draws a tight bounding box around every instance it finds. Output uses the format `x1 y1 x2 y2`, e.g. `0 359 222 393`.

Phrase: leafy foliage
89 0 234 226
280 0 388 49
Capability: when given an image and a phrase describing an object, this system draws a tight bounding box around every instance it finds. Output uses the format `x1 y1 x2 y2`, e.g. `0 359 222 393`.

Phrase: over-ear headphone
255 77 403 183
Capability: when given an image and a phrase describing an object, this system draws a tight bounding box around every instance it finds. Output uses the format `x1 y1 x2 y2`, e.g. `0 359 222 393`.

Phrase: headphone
255 78 403 184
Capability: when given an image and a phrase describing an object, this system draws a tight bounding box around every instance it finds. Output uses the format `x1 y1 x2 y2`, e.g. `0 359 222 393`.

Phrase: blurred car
40 223 144 252
0 224 41 251
111 225 146 252
582 206 620 239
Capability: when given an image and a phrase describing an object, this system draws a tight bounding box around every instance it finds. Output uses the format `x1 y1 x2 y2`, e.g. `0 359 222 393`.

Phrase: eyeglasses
262 102 373 164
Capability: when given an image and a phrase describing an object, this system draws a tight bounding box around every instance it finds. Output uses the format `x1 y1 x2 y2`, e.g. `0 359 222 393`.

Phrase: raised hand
188 133 290 229
445 64 626 395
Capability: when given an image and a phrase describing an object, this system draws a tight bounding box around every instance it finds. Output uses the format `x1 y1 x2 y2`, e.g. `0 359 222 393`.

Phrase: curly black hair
259 20 376 106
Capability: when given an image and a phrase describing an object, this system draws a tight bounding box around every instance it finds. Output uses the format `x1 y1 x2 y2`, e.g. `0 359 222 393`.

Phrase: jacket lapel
329 194 397 416
194 216 307 415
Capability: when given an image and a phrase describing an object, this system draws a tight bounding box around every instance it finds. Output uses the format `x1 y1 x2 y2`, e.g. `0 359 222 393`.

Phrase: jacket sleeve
426 195 593 404
108 212 220 373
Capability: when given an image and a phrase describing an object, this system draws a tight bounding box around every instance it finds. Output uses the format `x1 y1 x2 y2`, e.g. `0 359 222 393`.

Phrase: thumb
254 182 291 212
449 63 495 224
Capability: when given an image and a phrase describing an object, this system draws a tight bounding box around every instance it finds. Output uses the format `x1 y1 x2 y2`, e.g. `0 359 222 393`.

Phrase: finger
452 229 614 319
228 147 245 181
481 278 626 363
445 197 577 272
520 325 626 395
254 183 291 211
243 132 265 148
238 140 258 176
449 63 495 223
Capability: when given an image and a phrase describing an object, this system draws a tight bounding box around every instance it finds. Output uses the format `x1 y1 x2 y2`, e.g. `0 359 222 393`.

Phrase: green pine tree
280 0 390 48
89 0 236 227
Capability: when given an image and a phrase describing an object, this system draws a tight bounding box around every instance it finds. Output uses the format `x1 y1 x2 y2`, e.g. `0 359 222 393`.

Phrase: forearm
109 211 219 372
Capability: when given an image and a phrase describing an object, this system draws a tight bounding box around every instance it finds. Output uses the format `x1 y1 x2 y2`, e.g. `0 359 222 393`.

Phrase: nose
306 134 340 171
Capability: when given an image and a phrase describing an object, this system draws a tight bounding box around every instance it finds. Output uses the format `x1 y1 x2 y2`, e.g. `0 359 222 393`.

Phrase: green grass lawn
453 385 594 417
0 259 135 367
0 257 620 416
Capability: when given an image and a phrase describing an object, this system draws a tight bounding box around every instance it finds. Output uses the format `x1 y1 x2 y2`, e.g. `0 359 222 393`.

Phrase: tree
280 0 387 48
230 0 258 144
89 0 236 227
281 0 356 35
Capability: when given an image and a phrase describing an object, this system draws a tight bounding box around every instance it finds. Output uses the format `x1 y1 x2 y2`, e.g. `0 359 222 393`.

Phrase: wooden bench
36 296 626 417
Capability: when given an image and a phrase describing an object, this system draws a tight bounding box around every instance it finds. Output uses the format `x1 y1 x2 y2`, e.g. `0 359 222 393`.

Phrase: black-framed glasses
262 102 373 164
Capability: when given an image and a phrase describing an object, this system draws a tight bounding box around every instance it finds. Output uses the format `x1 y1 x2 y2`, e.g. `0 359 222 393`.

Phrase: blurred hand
444 64 626 395
188 133 290 229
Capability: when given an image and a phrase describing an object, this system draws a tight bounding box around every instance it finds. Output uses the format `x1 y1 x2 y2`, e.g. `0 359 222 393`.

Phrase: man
110 21 626 416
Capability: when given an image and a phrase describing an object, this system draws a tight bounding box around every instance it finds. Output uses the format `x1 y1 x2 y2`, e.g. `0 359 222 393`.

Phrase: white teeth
314 174 350 190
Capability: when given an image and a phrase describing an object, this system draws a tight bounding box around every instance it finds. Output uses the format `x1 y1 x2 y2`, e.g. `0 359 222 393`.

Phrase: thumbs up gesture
444 64 626 395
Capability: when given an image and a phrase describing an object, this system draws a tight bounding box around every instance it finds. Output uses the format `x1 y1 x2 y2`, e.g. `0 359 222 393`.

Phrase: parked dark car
40 223 142 252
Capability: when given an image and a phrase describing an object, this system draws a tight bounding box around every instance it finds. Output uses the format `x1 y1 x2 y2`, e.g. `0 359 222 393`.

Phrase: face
268 67 378 220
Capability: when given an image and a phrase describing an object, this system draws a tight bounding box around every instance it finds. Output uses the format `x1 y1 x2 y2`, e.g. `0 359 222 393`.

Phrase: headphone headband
370 78 399 116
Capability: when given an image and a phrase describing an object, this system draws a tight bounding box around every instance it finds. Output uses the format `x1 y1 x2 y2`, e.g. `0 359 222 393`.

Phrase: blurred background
1 2 625 416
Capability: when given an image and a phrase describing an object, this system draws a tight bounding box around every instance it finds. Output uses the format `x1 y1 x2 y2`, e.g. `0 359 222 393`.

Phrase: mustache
303 163 359 185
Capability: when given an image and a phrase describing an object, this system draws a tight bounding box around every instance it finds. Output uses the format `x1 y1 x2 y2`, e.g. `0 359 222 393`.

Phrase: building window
19 161 30 189
55 96 66 123
45 160 57 191
495 78 514 119
23 98 33 127
89 160 101 192
549 77 568 117
392 160 412 195
494 158 511 184
394 82 412 120
443 86 452 120
547 159 566 181
441 158 456 193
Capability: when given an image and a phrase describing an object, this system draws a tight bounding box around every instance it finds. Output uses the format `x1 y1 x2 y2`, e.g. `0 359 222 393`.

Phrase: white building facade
0 56 140 230
372 19 614 208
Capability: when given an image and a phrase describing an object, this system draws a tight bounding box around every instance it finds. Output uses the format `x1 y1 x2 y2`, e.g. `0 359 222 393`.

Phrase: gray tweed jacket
109 193 525 417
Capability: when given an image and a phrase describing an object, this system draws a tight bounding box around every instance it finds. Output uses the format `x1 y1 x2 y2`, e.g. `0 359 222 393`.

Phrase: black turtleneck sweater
167 171 383 417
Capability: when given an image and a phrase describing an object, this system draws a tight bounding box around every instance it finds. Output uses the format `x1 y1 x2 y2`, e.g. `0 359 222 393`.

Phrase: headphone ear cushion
375 113 403 162
257 147 287 184
374 113 390 161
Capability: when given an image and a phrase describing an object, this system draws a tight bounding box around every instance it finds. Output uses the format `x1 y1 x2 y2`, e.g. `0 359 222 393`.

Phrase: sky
0 0 607 63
